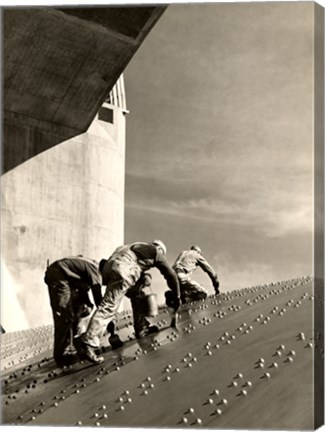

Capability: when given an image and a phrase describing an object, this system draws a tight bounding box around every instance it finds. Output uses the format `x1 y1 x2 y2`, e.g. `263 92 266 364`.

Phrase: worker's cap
191 245 202 254
151 239 167 255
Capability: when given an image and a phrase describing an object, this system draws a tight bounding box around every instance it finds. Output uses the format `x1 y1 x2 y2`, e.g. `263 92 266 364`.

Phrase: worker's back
173 249 200 275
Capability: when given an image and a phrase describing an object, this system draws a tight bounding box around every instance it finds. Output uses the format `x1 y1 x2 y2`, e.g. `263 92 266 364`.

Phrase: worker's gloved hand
78 304 93 318
142 273 152 288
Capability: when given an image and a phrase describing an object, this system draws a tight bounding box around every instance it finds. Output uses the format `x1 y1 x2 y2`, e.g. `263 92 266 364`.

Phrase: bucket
143 293 158 317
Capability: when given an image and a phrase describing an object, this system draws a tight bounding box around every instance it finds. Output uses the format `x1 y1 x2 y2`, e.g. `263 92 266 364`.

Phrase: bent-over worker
44 256 102 367
80 240 181 364
166 245 219 306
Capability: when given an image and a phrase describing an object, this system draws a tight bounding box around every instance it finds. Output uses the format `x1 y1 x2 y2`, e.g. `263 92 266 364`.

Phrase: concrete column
1 103 126 330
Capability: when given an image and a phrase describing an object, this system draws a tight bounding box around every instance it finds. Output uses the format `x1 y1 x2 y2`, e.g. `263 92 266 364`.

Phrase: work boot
108 334 124 349
78 344 104 365
55 354 79 368
83 346 104 364
135 325 159 339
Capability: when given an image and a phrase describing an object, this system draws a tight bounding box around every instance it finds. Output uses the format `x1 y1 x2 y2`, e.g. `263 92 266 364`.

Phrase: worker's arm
91 283 103 308
197 255 217 279
197 255 220 292
78 288 94 308
131 243 181 308
155 253 181 304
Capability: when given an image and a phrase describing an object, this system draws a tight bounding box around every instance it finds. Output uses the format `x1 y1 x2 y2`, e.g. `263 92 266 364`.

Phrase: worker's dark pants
177 271 208 303
104 294 149 337
126 289 150 336
47 281 80 364
165 273 207 308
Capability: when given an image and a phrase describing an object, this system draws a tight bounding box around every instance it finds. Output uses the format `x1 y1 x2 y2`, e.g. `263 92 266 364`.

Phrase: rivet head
221 398 228 405
215 409 222 416
196 418 202 425
182 417 188 424
241 389 248 396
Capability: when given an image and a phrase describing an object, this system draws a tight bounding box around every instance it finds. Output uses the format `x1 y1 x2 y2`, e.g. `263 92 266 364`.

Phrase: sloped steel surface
1 277 322 429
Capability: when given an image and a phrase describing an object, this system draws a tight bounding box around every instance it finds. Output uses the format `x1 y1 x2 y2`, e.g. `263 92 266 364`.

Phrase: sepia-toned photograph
1 1 324 429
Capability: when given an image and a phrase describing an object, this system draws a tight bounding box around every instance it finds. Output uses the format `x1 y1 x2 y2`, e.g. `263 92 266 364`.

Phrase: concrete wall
1 103 125 331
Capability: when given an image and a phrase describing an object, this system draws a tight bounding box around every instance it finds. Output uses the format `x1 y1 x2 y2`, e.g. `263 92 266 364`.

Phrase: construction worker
79 240 181 364
166 245 220 306
44 256 102 367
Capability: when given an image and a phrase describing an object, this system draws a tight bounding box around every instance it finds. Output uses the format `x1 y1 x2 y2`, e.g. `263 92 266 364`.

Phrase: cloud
126 171 313 240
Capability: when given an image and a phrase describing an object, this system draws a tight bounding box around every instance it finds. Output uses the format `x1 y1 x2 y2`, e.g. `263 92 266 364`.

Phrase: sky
123 2 314 303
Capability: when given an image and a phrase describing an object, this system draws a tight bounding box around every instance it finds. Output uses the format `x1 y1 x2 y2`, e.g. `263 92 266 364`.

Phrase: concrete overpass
3 6 166 173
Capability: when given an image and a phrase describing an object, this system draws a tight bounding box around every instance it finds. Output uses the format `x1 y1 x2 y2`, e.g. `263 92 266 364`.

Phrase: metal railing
105 74 128 112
